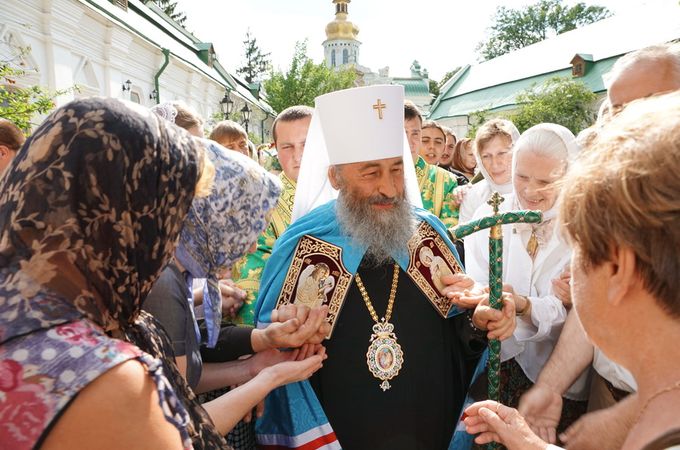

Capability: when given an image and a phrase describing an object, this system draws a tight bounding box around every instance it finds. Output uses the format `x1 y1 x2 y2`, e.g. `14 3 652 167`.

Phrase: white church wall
3 0 265 131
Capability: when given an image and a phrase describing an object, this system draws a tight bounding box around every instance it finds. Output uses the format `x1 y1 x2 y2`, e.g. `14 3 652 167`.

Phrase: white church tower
323 0 361 68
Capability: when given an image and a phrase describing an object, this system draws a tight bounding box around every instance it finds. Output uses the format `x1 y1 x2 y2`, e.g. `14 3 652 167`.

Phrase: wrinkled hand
218 279 247 317
443 274 484 309
452 184 472 207
463 400 548 450
262 345 327 387
560 403 629 450
518 383 563 443
472 293 516 340
551 267 572 309
269 305 331 346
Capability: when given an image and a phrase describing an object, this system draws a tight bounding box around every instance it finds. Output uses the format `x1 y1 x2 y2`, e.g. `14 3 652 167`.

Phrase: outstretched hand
443 274 485 309
262 345 327 387
463 400 548 450
517 383 563 443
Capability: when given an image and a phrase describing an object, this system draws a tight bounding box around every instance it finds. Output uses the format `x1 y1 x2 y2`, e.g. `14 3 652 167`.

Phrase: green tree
509 76 597 134
466 109 491 138
237 30 272 83
428 79 440 99
477 0 610 61
263 40 355 113
152 0 187 26
0 49 71 131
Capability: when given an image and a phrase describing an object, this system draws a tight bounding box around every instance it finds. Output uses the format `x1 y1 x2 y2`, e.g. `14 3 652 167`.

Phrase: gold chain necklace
634 380 680 427
355 263 404 391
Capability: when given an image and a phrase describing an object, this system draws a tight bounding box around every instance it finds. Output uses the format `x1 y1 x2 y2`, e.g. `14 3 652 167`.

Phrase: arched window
342 49 349 64
331 50 336 67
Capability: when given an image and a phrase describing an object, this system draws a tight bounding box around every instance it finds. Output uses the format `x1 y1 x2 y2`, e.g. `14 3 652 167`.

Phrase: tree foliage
263 41 355 113
0 48 71 132
428 79 440 99
509 76 597 134
438 67 462 90
466 109 492 138
477 0 610 61
152 0 188 26
237 30 272 83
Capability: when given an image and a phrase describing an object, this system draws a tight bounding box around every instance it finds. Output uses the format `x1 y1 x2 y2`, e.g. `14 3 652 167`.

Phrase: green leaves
263 40 356 113
0 63 72 133
509 76 597 134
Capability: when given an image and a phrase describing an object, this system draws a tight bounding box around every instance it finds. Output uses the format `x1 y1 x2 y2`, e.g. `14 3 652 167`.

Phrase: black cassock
310 258 487 450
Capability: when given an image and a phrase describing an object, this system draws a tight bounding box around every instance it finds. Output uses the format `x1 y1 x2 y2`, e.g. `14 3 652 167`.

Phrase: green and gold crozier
450 192 542 450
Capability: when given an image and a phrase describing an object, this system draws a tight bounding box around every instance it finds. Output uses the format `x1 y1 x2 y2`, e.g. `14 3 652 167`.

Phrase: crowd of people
0 41 678 450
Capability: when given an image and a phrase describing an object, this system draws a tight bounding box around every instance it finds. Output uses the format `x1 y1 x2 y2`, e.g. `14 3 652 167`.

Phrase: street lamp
220 92 234 120
241 103 251 133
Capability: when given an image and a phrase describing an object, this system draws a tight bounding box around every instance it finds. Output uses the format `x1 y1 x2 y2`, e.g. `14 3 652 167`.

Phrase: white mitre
291 84 422 222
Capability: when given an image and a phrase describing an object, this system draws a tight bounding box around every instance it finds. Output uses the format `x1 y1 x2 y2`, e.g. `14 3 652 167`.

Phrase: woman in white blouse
464 123 590 434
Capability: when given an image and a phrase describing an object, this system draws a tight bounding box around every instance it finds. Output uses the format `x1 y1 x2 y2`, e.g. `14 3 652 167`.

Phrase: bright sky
175 0 677 82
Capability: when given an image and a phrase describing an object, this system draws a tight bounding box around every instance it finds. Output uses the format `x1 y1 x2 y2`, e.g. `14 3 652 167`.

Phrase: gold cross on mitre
373 99 387 120
487 191 505 215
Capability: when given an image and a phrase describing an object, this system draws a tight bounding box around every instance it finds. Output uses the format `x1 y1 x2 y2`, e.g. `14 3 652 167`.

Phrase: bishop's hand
442 273 485 309
268 304 331 346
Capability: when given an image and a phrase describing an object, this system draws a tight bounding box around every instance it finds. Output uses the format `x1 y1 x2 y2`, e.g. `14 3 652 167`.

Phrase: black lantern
241 103 251 133
122 79 132 92
220 92 234 119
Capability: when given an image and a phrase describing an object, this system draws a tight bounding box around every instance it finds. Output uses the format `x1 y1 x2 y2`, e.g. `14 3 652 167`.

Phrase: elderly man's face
608 61 680 108
329 156 405 210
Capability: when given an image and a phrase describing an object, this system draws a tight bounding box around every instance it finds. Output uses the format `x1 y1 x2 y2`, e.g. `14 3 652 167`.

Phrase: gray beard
336 190 416 267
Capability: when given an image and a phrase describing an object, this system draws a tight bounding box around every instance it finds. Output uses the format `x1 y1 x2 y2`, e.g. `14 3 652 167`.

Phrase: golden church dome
325 0 359 41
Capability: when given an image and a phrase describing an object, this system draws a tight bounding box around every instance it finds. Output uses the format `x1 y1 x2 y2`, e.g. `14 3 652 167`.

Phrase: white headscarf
474 119 520 195
512 123 580 222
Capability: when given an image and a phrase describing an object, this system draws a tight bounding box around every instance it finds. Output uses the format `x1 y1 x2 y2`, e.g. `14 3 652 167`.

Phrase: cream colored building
1 0 275 139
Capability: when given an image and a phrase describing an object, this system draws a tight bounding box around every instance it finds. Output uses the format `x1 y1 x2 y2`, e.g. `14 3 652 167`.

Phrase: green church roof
392 77 430 97
429 5 680 120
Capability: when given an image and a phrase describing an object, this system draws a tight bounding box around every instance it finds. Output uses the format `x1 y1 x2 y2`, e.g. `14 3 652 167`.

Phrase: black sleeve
453 310 488 389
453 309 488 358
199 323 254 363
143 267 190 356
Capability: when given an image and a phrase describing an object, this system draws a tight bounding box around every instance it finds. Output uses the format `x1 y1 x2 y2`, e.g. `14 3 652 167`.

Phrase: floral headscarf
0 98 207 448
0 97 200 336
175 140 281 347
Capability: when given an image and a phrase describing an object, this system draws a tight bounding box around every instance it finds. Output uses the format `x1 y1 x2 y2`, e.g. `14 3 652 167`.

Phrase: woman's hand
452 184 472 207
551 267 572 309
260 345 327 388
472 294 516 340
463 400 549 450
218 279 247 318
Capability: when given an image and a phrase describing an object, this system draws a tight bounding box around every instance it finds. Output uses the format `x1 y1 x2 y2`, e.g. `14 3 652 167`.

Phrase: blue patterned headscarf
175 141 281 347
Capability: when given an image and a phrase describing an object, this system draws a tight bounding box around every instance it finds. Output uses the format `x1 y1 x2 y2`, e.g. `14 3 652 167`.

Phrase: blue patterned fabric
175 141 281 347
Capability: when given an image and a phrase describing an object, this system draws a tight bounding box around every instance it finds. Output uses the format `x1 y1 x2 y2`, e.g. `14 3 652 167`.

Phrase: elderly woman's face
513 151 565 212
